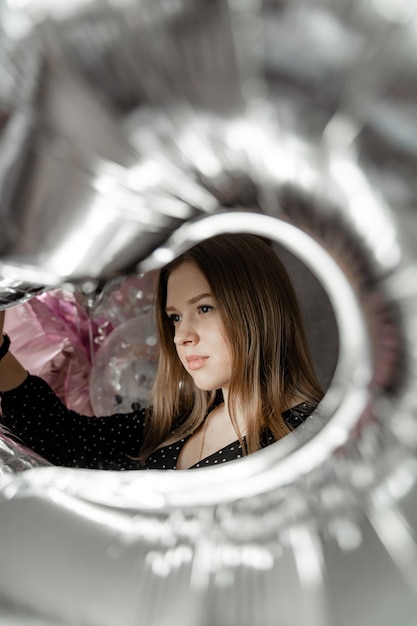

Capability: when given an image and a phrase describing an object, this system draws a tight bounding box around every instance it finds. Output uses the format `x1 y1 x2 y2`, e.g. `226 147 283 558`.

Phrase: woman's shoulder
282 401 316 429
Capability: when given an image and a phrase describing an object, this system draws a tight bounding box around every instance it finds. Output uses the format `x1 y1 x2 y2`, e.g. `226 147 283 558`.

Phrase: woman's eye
167 313 181 324
198 305 213 314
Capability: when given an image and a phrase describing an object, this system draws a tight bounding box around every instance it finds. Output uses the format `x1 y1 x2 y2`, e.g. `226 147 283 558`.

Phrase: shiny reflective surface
0 0 417 625
0 428 50 472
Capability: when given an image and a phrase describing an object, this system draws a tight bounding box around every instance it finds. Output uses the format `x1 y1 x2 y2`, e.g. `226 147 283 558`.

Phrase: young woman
0 234 323 470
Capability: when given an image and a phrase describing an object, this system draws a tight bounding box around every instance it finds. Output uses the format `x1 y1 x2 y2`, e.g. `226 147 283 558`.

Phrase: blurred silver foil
0 2 224 294
0 428 50 473
0 0 417 625
0 54 215 291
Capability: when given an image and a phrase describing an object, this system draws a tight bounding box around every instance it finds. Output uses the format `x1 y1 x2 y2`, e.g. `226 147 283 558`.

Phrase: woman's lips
186 356 209 371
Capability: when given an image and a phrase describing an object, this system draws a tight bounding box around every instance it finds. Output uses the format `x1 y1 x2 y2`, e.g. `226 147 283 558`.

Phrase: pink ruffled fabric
4 290 111 415
3 273 158 416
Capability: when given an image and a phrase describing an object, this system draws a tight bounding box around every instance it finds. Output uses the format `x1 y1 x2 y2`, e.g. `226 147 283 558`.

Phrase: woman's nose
173 320 198 346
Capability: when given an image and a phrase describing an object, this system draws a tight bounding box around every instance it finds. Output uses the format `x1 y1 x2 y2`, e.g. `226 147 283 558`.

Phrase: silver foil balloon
0 68 210 289
0 6 220 295
0 276 46 309
0 427 50 473
0 0 417 626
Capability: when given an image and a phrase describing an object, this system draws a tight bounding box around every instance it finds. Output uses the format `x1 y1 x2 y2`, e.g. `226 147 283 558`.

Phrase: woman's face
166 262 232 392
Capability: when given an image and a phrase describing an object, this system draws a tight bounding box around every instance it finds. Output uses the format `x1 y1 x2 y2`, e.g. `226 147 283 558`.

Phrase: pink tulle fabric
3 273 157 415
4 291 110 415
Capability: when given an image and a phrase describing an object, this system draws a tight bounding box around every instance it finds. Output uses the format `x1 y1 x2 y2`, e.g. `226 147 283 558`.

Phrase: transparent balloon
89 313 158 416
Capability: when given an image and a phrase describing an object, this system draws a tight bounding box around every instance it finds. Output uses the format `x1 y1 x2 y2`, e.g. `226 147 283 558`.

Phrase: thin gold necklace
198 415 210 462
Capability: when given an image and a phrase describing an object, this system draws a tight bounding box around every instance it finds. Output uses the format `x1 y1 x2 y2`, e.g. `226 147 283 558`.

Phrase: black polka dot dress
0 375 313 471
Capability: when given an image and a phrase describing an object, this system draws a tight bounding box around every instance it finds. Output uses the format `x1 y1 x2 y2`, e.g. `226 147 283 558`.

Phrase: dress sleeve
0 375 146 470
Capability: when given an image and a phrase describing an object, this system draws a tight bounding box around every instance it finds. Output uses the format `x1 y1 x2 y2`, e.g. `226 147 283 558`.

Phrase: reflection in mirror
0 230 337 472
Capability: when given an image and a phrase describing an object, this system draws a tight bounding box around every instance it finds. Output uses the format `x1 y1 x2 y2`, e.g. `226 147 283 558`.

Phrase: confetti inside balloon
89 313 158 416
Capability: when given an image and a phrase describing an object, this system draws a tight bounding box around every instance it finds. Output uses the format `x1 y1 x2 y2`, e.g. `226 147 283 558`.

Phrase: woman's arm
1 374 147 469
0 311 28 392
0 311 147 469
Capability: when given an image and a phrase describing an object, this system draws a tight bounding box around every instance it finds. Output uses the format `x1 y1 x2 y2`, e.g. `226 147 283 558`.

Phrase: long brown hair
139 233 323 460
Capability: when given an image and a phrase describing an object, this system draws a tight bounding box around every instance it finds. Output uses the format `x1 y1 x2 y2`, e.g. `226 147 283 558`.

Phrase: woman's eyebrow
189 292 212 304
166 292 212 311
